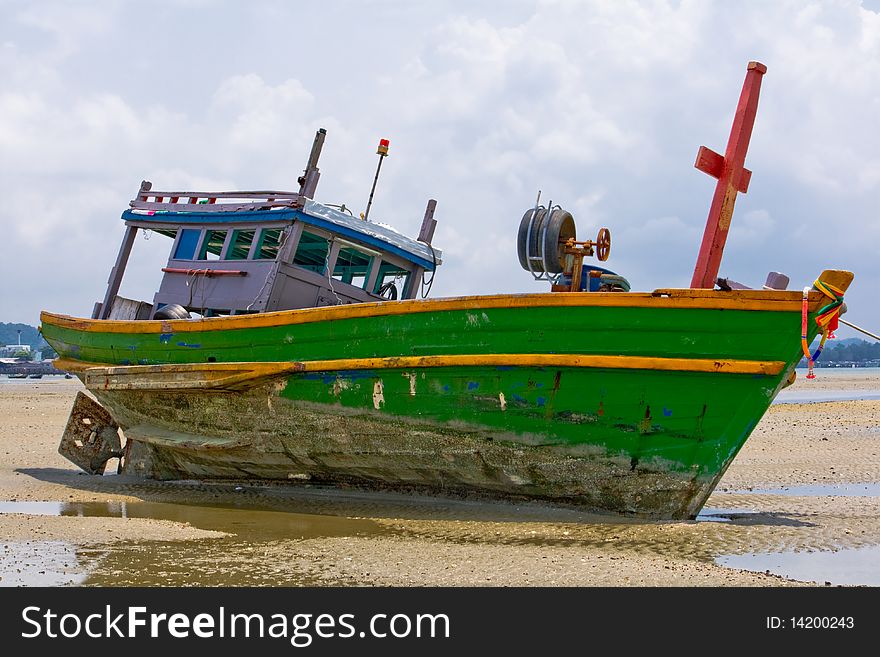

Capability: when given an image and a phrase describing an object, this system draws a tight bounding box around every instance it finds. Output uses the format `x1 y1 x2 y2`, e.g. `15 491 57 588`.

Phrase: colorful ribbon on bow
801 279 845 379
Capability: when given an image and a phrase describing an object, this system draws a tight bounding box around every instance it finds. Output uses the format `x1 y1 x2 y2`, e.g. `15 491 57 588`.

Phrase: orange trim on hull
66 353 787 392
41 290 829 336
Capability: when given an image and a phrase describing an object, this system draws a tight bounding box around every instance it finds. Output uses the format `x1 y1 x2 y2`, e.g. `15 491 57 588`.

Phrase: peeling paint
372 380 385 409
465 312 490 327
404 372 417 396
467 381 479 390
159 334 173 344
80 360 772 519
555 411 598 424
333 378 352 397
176 342 202 348
638 405 653 434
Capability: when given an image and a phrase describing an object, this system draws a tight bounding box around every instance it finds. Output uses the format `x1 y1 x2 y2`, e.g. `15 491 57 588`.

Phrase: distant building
0 344 31 357
0 329 33 357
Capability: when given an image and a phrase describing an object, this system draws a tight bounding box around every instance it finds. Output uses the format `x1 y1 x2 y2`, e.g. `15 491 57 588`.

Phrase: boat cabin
93 130 441 320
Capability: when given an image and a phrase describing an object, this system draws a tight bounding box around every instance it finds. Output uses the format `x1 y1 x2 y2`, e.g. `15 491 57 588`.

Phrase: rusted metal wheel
596 227 611 261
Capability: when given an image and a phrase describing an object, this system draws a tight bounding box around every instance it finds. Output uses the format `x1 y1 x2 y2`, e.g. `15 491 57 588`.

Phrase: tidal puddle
774 390 880 404
0 541 87 587
0 498 387 586
696 507 760 523
718 546 880 586
0 500 383 541
730 483 880 497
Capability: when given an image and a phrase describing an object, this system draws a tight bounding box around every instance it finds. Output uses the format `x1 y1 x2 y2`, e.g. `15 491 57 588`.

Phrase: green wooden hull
40 291 822 519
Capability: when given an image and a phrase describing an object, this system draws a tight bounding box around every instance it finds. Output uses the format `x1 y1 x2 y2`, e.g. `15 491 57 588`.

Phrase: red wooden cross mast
690 61 767 289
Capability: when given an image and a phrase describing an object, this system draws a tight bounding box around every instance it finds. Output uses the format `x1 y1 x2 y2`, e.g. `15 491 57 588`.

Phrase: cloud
0 0 877 341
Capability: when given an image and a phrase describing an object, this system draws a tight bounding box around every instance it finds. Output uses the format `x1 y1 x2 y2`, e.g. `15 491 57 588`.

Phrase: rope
801 279 845 380
839 318 880 342
801 287 814 379
420 244 437 299
323 240 342 305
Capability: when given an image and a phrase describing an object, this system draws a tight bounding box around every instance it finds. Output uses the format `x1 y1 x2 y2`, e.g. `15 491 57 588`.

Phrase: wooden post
98 225 138 319
690 61 766 289
299 128 326 199
418 199 438 243
569 253 584 292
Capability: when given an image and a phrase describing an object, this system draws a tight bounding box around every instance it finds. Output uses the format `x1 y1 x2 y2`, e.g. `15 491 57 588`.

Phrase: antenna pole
299 128 326 199
363 138 389 222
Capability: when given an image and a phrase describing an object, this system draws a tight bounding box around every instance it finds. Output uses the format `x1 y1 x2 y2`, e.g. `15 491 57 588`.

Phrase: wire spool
153 304 191 320
517 206 576 274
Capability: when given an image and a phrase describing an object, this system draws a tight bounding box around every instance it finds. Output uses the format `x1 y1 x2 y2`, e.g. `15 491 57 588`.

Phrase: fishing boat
40 62 851 519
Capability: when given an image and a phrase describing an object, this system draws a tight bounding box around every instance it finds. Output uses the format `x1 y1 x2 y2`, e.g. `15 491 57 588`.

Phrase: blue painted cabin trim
121 208 437 270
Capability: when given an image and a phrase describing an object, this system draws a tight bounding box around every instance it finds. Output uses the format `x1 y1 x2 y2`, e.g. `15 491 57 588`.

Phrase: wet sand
1 373 878 586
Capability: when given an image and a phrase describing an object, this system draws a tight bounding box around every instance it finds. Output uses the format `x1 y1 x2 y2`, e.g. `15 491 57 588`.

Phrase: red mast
690 61 767 289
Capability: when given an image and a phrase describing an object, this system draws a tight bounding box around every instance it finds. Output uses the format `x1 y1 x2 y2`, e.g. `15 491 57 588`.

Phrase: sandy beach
1 371 878 587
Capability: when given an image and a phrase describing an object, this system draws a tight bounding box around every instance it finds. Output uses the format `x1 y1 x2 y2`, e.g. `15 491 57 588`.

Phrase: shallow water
731 483 880 497
0 541 86 587
0 497 389 586
0 489 638 586
718 546 880 586
695 507 761 523
0 499 384 542
774 390 880 404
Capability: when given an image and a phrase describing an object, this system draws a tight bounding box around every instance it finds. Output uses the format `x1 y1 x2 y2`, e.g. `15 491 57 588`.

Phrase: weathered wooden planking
131 180 304 213
130 199 303 213
136 189 302 200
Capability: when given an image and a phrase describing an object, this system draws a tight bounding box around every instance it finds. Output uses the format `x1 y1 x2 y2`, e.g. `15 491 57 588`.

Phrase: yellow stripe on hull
62 353 786 392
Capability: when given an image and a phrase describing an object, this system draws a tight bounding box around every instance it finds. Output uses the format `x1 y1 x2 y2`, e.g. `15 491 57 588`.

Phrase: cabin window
373 261 412 299
174 229 201 260
199 230 227 260
292 231 330 273
256 228 283 260
226 229 256 260
332 243 374 288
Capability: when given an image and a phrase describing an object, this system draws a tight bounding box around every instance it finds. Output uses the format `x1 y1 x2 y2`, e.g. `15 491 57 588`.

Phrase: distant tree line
817 339 880 363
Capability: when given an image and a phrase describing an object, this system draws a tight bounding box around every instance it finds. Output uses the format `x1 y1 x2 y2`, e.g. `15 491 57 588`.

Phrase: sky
0 0 878 340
